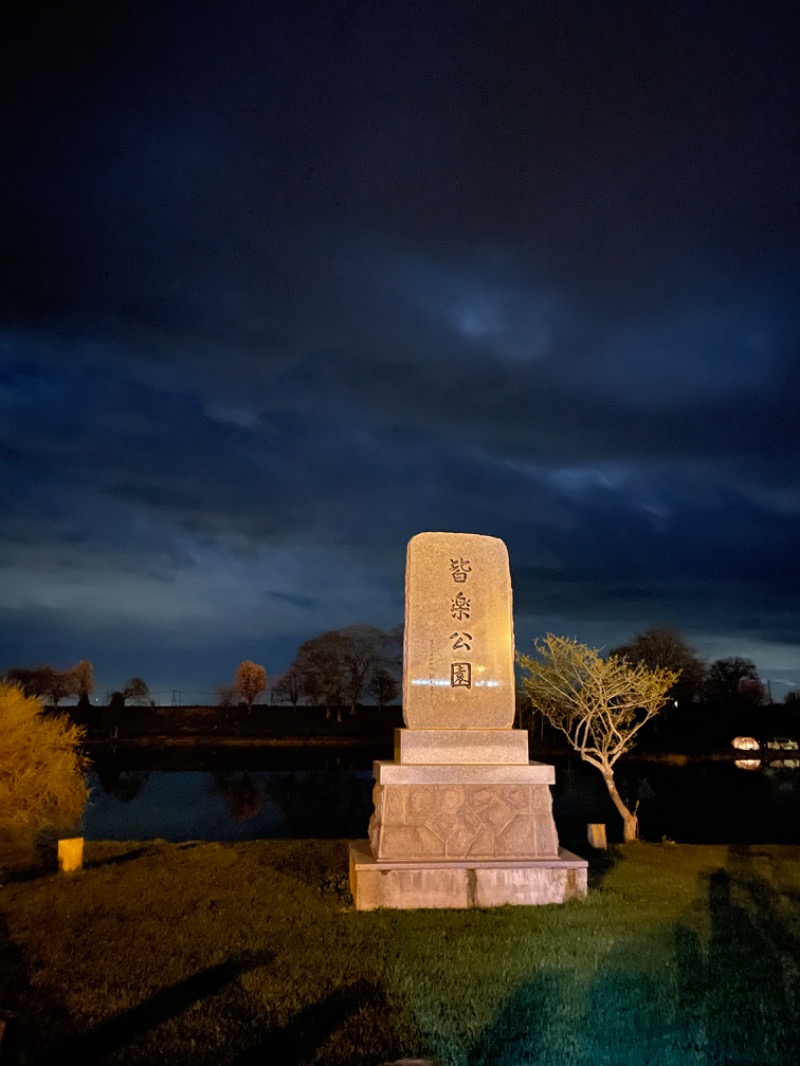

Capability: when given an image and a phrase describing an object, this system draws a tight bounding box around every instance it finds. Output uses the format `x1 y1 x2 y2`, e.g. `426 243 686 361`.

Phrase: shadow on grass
432 848 800 1065
229 980 394 1065
30 950 275 1065
84 844 157 870
0 911 75 1064
587 855 800 1064
560 838 624 890
689 853 800 1063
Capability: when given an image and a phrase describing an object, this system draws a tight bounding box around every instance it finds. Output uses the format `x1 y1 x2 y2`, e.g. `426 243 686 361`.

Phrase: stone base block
369 768 559 861
394 728 529 765
349 841 588 910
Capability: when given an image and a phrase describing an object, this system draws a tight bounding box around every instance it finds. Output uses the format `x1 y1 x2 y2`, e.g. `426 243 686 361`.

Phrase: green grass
1 841 799 1064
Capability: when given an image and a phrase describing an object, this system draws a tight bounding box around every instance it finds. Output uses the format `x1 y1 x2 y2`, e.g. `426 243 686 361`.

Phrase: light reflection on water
80 754 800 845
81 766 376 843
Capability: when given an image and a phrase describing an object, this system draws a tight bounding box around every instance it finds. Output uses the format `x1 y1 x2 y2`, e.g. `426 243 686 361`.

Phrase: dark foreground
1 840 799 1064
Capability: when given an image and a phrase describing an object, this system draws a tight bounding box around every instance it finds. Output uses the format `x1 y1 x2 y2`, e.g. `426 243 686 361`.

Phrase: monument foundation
349 532 588 909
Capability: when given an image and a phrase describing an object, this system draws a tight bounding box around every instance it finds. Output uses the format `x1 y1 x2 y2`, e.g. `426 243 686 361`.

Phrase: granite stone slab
403 532 515 729
394 728 529 765
348 841 588 910
369 780 559 860
373 760 555 784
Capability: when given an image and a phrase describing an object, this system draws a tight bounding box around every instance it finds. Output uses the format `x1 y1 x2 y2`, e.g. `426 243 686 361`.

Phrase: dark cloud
1 1 798 690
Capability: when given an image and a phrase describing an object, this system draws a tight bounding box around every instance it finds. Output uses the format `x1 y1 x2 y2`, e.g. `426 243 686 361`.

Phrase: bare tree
611 626 705 703
703 657 761 706
289 625 402 719
5 666 75 705
517 634 677 842
69 661 94 707
293 631 346 719
122 677 150 705
41 667 77 708
736 676 766 706
340 624 385 715
233 660 267 715
215 685 236 707
272 665 302 708
368 666 400 709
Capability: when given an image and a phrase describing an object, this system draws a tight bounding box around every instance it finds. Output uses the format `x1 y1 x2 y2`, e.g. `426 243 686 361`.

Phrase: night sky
2 1 799 701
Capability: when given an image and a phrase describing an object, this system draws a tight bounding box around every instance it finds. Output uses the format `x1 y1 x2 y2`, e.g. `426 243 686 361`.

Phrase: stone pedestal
348 533 588 910
349 730 588 909
368 760 559 861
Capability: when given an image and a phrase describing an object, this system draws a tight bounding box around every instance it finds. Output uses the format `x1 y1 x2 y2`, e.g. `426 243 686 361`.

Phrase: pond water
79 749 800 845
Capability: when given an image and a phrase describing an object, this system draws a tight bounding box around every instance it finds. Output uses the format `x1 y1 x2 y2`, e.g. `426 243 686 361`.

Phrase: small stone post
57 837 84 873
587 823 607 849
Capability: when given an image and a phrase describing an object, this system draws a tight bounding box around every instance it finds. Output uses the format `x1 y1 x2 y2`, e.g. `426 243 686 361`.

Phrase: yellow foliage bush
0 682 89 847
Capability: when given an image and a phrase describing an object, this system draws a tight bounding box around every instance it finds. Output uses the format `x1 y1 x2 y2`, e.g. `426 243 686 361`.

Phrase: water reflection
82 751 800 845
94 764 151 802
209 772 263 822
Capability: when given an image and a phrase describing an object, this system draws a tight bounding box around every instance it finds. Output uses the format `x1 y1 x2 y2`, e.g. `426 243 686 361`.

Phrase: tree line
2 624 796 715
244 624 403 721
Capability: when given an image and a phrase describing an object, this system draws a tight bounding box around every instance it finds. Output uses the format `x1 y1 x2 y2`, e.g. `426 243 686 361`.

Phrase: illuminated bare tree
233 660 268 715
517 635 677 842
69 661 94 706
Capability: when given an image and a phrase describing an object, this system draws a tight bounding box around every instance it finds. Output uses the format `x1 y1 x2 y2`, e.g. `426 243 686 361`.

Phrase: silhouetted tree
736 676 766 707
122 677 150 705
703 657 761 706
368 666 400 709
272 665 302 708
293 631 346 719
611 626 705 703
5 666 74 705
215 684 236 707
340 624 386 715
289 625 402 720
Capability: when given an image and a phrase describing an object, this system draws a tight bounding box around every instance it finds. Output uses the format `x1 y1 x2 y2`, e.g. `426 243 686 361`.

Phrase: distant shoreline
77 734 793 765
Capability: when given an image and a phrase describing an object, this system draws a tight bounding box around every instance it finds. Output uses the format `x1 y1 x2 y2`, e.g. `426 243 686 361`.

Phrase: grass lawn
1 840 799 1064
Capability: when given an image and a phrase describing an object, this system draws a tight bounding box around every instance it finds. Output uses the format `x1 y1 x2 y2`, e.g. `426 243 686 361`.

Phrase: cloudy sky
2 1 798 701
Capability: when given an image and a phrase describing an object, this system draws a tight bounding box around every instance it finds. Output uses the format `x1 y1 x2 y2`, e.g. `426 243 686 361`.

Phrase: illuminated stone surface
373 761 554 785
403 532 514 729
369 780 559 860
349 531 588 909
394 728 529 764
348 841 588 910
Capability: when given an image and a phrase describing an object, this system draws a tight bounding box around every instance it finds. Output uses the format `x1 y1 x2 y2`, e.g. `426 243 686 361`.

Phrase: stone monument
348 532 588 909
